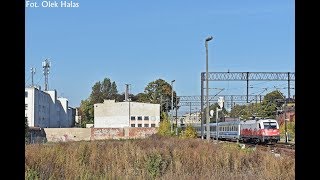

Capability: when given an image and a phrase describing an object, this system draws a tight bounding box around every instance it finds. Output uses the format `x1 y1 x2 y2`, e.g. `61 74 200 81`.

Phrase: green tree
134 93 149 103
110 82 118 100
90 82 103 103
79 98 94 127
262 90 285 105
101 78 112 100
139 79 178 113
90 78 119 104
229 104 247 118
115 93 125 102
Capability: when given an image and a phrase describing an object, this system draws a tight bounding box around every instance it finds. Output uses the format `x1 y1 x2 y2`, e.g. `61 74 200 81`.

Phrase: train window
263 122 277 129
258 124 261 129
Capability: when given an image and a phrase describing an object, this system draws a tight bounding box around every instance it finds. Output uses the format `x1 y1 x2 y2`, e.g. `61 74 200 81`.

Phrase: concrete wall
42 127 157 142
91 128 125 140
44 128 91 142
128 127 157 139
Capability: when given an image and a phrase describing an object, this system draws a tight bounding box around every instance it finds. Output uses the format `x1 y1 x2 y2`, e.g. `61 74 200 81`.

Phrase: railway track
216 140 295 157
242 142 295 156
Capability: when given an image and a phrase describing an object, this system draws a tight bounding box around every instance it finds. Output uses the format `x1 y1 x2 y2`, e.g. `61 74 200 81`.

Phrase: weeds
25 137 294 179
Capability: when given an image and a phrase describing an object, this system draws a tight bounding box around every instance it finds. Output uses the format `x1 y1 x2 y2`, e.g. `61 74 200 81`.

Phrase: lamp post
205 36 213 141
171 80 175 133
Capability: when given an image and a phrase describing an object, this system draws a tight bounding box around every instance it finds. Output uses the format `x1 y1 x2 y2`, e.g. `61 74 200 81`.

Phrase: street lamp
205 36 213 141
171 80 175 133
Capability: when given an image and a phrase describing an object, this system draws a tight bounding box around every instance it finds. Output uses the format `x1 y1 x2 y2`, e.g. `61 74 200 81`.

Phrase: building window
144 116 149 120
131 124 135 127
138 124 142 127
131 116 136 120
150 116 156 121
137 116 142 120
144 124 149 127
151 124 156 127
25 104 28 110
25 91 28 97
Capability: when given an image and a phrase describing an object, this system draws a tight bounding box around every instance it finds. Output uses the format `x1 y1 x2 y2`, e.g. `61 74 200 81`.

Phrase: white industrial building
94 100 160 128
25 86 75 128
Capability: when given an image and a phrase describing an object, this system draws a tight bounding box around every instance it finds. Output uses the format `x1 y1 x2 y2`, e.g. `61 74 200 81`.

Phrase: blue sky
25 0 295 108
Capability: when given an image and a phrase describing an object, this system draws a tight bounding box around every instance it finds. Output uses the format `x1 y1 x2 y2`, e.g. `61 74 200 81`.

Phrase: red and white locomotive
239 119 280 144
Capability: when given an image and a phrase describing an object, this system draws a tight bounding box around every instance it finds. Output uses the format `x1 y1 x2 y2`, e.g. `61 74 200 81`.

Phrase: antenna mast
42 59 51 91
30 67 36 87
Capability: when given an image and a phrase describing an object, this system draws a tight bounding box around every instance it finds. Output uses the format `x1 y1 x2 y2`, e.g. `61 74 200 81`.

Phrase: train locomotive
192 118 280 144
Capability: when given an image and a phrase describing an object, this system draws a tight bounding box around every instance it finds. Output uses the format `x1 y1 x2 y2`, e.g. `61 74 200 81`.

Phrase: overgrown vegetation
26 136 295 179
280 121 295 141
180 124 197 138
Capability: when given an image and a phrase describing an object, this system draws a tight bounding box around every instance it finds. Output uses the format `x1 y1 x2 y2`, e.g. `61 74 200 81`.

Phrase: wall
42 127 158 142
44 128 91 142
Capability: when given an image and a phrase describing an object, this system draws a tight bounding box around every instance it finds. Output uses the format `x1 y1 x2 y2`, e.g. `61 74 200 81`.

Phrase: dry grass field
25 135 294 180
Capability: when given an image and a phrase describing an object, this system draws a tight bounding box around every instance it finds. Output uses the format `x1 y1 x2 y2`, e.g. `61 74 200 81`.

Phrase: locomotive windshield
263 122 277 129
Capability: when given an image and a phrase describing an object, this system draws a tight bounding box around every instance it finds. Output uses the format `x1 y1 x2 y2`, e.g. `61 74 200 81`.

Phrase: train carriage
217 121 240 141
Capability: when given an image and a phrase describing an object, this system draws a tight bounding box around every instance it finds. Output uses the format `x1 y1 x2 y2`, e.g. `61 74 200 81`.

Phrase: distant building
182 112 201 124
25 86 75 128
75 107 81 125
94 100 160 128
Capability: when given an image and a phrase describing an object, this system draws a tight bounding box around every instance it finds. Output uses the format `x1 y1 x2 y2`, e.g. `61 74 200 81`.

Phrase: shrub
180 125 197 138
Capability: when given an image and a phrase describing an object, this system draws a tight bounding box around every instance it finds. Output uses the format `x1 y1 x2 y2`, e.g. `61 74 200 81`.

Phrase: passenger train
192 118 280 144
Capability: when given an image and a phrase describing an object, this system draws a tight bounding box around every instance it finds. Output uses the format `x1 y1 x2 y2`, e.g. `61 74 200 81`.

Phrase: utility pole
284 99 288 143
171 80 175 133
275 89 289 143
216 107 219 141
175 97 178 136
